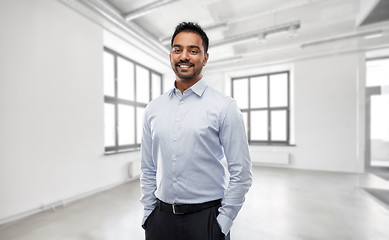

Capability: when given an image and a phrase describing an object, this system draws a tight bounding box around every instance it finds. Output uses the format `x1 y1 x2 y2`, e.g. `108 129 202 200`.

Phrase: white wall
207 52 364 173
0 0 167 224
291 53 361 172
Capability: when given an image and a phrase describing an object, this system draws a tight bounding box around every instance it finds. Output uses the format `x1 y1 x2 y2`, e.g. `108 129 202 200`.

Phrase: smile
177 63 193 69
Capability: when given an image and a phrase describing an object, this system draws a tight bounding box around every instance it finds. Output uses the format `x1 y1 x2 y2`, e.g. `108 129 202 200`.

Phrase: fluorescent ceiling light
257 33 267 44
287 24 299 39
301 30 384 48
364 32 383 39
212 20 301 48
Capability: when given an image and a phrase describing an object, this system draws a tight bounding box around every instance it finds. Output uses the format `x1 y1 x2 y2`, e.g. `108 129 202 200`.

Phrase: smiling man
140 22 252 240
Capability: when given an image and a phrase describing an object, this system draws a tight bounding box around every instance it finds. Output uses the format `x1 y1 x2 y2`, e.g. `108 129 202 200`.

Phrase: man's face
170 32 209 82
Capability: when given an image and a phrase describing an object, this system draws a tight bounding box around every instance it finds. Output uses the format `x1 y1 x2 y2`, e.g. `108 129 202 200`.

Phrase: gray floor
362 188 389 211
1 166 389 240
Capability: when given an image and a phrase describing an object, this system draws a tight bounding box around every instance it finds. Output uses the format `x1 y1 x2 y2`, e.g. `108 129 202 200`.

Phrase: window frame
103 47 163 154
231 71 291 145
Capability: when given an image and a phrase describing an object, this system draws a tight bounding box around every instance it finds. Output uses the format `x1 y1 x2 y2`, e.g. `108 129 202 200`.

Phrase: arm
140 109 157 228
217 100 252 235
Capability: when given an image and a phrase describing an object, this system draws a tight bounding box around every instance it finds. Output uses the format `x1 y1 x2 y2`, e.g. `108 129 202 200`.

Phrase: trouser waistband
157 199 221 215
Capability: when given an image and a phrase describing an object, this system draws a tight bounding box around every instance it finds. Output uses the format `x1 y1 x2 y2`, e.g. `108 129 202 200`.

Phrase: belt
157 199 221 215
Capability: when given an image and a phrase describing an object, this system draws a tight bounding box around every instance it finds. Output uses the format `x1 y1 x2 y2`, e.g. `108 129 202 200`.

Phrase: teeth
178 64 191 67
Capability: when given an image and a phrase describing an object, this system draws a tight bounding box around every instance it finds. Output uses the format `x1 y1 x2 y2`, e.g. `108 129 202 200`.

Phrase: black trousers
144 203 230 240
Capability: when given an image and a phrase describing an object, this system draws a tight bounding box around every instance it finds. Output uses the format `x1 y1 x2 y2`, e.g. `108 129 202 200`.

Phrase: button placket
172 95 187 204
173 97 184 144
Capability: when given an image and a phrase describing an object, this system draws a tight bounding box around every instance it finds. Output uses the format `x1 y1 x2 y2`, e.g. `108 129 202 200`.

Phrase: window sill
104 148 140 155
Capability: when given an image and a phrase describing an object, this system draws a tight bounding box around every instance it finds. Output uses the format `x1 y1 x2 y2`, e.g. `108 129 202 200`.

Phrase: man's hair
171 22 209 53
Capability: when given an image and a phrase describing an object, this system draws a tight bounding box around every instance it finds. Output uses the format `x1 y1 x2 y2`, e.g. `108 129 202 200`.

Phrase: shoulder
204 85 235 107
145 89 172 112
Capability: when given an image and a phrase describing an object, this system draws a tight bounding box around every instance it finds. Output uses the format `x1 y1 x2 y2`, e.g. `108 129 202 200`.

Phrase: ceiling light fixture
364 32 383 39
211 20 301 48
257 33 267 45
301 30 383 48
287 24 299 39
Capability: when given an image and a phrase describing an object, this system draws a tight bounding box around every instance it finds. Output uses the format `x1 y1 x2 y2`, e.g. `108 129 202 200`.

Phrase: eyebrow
172 44 201 50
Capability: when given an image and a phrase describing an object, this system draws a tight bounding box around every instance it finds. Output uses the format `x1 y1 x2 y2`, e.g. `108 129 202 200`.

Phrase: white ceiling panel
70 0 389 70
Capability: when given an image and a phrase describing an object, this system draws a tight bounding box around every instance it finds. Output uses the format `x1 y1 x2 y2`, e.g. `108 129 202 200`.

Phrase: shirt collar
191 78 207 97
168 78 207 98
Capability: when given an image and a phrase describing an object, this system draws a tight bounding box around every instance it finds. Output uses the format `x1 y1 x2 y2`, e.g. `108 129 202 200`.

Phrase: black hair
171 22 209 53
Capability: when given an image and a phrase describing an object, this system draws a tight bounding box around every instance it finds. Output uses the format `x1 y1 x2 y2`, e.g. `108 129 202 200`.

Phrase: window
103 47 163 153
366 58 389 87
232 71 290 145
365 57 389 168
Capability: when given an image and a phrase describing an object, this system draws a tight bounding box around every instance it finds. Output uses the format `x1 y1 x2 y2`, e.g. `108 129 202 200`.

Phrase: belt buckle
172 204 184 214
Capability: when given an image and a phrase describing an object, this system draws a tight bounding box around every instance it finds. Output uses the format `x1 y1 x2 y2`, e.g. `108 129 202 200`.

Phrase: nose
180 49 190 61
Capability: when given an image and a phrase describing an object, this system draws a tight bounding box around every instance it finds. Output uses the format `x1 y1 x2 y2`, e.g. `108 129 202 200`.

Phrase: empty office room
1 0 389 239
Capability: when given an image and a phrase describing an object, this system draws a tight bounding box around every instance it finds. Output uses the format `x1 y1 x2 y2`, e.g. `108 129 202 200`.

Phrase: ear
203 53 209 66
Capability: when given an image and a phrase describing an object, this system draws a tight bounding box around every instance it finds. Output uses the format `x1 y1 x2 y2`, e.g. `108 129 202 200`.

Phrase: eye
191 49 199 54
173 49 181 53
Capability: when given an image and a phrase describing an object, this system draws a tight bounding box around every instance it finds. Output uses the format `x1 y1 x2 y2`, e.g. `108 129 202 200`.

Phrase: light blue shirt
140 78 252 234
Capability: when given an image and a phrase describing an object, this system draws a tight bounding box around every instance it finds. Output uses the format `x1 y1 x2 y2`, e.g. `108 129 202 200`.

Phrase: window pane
117 57 134 101
232 78 248 109
136 65 150 103
366 59 389 87
270 73 288 107
251 76 267 108
271 110 287 141
152 73 162 100
104 103 115 147
118 104 135 145
103 52 115 97
251 110 268 141
136 107 145 144
370 95 389 167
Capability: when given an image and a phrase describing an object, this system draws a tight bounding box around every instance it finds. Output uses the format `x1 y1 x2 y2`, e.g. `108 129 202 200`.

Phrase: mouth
176 62 194 70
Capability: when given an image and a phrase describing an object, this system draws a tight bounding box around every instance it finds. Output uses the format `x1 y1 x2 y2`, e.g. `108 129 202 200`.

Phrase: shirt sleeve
140 108 157 228
217 99 253 235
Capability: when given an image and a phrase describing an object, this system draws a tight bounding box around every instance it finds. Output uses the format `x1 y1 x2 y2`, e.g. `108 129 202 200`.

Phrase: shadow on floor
372 171 389 181
363 187 389 210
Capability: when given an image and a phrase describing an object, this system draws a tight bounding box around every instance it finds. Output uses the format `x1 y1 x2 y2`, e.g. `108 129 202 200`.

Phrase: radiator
251 151 290 165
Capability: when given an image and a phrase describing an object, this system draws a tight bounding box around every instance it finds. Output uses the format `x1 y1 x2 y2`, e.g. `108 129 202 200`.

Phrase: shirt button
173 157 177 161
180 101 184 104
173 178 178 183
176 118 181 122
173 137 178 142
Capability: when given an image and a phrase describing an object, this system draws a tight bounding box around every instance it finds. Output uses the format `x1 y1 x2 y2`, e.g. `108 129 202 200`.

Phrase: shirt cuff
142 209 154 229
217 214 233 235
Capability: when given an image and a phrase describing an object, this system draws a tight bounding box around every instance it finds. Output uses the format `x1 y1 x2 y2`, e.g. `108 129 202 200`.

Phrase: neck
176 76 202 94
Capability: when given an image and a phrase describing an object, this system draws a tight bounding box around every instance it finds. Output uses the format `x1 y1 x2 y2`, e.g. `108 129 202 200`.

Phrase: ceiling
65 0 389 71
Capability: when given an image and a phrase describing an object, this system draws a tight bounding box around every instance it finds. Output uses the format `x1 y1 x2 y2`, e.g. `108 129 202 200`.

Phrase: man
140 22 252 240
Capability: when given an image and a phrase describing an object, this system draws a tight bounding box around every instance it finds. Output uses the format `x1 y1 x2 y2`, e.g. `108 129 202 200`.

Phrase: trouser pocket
144 206 157 230
211 206 225 240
